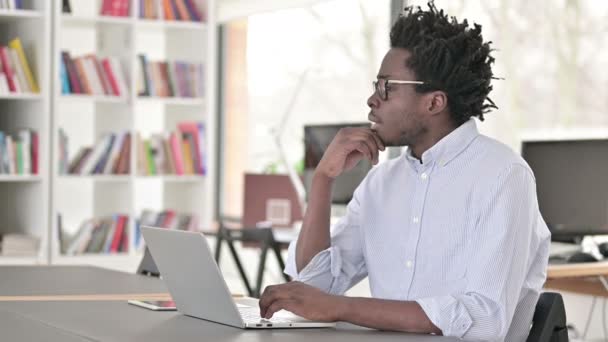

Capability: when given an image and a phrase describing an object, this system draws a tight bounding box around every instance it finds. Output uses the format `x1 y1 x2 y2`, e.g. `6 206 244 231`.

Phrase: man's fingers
370 131 385 151
264 300 298 319
355 142 373 162
259 284 292 317
354 131 383 164
359 140 379 164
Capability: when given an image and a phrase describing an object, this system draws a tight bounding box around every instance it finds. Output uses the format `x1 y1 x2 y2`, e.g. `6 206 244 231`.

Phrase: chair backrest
243 173 303 228
527 292 569 342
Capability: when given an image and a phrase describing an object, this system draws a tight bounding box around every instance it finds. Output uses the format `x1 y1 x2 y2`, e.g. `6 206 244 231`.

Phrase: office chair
214 216 289 298
527 292 568 342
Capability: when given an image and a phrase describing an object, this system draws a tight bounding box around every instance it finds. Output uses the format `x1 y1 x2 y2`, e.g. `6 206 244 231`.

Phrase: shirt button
412 217 420 223
406 260 413 268
420 173 428 180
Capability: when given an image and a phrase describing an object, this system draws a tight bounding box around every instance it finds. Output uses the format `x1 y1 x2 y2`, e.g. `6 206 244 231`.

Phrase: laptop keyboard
238 307 298 323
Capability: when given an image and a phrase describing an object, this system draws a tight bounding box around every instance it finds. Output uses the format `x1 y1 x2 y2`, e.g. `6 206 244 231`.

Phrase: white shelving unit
50 0 217 272
0 0 325 272
0 1 51 266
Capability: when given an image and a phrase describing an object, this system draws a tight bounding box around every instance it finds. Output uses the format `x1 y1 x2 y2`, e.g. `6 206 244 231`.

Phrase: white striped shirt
284 119 551 341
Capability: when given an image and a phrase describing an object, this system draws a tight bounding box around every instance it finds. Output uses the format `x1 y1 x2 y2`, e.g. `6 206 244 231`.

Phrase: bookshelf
0 0 325 272
0 9 45 21
50 0 217 272
0 1 51 265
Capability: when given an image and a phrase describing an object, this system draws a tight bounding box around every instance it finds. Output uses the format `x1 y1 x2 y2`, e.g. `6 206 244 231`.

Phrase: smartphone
127 299 177 311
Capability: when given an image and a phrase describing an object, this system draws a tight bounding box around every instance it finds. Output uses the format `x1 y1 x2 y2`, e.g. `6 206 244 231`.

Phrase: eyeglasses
372 79 425 101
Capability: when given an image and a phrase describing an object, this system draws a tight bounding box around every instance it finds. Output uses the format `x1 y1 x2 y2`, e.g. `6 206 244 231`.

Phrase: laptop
141 226 335 329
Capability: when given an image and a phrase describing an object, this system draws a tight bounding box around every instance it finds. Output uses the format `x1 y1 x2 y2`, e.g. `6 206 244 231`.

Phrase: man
259 3 550 341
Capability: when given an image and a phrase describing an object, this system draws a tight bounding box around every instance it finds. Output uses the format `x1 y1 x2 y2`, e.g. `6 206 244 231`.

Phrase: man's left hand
258 281 344 321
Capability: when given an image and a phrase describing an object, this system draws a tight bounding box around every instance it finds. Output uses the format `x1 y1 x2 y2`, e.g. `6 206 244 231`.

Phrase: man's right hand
316 127 385 179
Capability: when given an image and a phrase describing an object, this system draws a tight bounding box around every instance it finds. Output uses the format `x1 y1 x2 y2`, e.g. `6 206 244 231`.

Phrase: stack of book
100 0 130 17
0 129 38 175
1 234 39 256
64 131 131 175
0 38 39 95
135 209 200 249
0 1 24 10
61 214 130 255
137 54 203 98
137 121 206 176
139 0 205 22
60 52 128 97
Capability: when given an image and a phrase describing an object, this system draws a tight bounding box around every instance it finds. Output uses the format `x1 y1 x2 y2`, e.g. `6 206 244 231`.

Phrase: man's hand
316 127 385 179
258 281 345 322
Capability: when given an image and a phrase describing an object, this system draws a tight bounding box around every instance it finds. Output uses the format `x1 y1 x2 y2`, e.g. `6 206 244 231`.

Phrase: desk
545 261 608 339
545 261 608 297
0 309 89 341
0 265 168 301
0 266 456 342
0 300 457 342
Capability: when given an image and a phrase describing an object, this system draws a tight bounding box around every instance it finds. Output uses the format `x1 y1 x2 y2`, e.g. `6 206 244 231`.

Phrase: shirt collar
404 119 479 168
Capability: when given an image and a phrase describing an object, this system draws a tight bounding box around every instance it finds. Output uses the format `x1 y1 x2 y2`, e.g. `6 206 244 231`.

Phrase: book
137 55 204 99
9 48 29 93
162 0 175 20
61 52 127 97
0 47 16 92
73 58 92 94
178 122 204 174
59 57 71 94
183 0 202 22
79 134 112 174
110 215 127 252
115 133 131 174
18 130 30 174
65 219 95 255
62 52 82 94
5 135 14 174
31 130 38 174
101 58 120 96
8 38 39 93
144 139 156 175
175 0 191 21
103 131 125 174
102 216 118 253
0 132 5 173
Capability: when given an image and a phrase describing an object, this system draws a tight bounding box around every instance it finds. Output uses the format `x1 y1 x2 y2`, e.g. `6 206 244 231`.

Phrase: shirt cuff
416 296 473 338
283 239 343 292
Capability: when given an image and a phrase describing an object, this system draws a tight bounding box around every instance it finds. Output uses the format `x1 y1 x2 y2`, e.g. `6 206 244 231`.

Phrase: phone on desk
128 299 177 311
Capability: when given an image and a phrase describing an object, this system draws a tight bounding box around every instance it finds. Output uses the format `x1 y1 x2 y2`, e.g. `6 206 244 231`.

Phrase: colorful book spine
183 0 202 21
59 58 71 94
9 38 39 93
0 47 16 92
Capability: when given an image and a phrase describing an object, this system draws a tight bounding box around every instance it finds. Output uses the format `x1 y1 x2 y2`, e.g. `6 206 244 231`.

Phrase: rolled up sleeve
284 187 367 295
416 164 542 340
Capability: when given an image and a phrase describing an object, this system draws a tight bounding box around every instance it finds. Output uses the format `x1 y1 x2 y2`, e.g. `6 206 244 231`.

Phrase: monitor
304 123 373 205
521 139 608 241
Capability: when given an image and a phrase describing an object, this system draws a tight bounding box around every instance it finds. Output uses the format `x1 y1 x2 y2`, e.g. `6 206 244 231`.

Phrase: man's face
367 48 427 147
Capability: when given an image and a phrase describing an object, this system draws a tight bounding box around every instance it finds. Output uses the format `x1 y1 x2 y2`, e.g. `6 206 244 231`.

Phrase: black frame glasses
372 79 425 101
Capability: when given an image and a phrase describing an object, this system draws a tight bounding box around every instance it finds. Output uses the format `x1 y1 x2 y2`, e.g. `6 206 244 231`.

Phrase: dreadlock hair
390 1 497 126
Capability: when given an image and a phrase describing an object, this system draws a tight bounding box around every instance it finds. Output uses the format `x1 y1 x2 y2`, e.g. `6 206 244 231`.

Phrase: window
221 0 391 217
406 0 608 147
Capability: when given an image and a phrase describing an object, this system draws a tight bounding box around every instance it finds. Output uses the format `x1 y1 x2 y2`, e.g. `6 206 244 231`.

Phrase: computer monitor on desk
521 139 608 242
